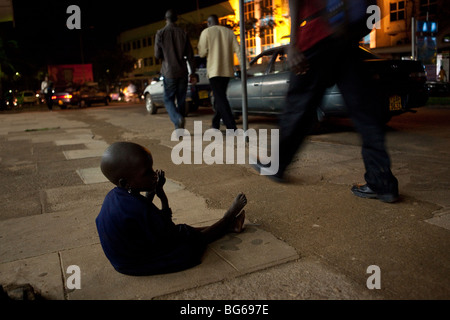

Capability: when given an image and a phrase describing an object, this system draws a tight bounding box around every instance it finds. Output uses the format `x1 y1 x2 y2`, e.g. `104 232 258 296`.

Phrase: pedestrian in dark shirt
252 0 399 203
96 142 247 276
155 9 195 129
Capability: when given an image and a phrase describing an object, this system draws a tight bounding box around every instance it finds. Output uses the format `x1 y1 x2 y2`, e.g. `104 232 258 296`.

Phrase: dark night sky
8 0 224 66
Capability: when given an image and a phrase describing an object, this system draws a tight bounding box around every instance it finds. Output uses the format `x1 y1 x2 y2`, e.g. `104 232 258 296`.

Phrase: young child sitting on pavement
96 141 247 276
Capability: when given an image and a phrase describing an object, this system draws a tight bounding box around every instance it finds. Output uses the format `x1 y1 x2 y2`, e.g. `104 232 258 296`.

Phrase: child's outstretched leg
199 193 247 243
230 210 245 233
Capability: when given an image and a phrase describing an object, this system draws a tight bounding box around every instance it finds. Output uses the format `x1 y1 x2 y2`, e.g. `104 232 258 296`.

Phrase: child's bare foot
229 210 246 233
224 193 247 221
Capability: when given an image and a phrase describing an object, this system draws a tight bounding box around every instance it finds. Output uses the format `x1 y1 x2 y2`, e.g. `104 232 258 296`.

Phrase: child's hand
156 170 166 190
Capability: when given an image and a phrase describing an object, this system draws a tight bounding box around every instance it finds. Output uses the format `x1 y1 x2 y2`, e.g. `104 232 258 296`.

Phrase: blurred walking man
253 0 399 203
198 14 241 130
155 9 195 129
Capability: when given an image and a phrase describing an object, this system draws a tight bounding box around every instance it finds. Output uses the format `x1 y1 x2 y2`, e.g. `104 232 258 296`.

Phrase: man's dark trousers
278 37 398 195
209 76 237 130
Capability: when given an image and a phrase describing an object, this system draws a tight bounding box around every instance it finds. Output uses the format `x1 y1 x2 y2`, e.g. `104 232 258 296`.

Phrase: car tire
145 93 157 114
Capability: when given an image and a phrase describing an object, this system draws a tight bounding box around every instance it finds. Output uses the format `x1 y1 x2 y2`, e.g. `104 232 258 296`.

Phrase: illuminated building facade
117 0 449 85
117 0 291 86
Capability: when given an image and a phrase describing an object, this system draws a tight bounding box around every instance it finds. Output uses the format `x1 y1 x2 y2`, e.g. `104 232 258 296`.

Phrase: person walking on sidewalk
96 142 247 276
41 76 53 111
198 14 241 130
155 9 195 129
252 0 399 203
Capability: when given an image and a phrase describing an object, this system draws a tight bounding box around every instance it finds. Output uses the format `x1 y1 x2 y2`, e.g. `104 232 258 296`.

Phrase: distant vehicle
227 45 429 123
426 81 450 97
0 91 19 110
18 90 38 105
52 82 110 109
143 56 211 115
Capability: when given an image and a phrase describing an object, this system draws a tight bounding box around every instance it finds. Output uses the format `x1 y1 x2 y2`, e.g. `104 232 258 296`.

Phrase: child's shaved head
101 142 153 187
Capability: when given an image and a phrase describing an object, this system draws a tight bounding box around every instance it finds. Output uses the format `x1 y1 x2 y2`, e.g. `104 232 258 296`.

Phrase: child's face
128 149 158 192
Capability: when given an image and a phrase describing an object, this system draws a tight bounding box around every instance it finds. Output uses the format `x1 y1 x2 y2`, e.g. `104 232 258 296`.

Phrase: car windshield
248 52 273 76
270 50 289 74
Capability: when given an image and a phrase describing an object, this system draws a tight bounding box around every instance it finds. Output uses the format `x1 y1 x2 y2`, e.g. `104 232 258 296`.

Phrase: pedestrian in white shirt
198 15 241 130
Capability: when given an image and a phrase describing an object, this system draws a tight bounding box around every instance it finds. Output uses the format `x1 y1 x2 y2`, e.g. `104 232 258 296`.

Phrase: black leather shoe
251 160 285 183
351 184 399 203
177 117 185 129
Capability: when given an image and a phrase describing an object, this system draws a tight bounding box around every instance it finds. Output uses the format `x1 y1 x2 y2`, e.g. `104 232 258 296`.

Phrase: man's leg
337 45 398 200
163 78 184 128
209 77 237 130
277 70 327 177
176 77 188 120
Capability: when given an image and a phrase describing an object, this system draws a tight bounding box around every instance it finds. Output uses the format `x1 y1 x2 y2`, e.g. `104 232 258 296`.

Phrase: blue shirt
96 187 206 276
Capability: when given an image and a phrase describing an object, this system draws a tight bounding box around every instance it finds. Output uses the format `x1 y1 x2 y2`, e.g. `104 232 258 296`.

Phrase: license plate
389 95 402 111
58 100 64 105
199 90 209 100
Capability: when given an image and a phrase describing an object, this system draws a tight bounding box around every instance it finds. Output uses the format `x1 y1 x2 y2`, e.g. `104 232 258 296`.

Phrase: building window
419 0 437 17
244 0 255 21
390 1 405 22
148 37 153 46
123 42 131 52
261 0 274 17
246 29 257 58
261 27 274 51
143 38 147 47
244 0 256 58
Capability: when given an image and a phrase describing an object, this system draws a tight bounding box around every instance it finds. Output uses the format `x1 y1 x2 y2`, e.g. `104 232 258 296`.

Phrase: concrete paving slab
426 213 450 231
0 114 89 136
209 226 299 273
60 225 299 300
157 258 377 300
63 149 104 160
77 167 109 184
61 244 237 300
54 137 95 146
43 183 111 213
0 206 99 263
0 253 65 300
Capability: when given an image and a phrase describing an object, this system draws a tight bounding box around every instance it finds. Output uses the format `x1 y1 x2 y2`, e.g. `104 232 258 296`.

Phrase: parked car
227 45 428 123
52 82 110 109
17 90 38 106
143 56 211 114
